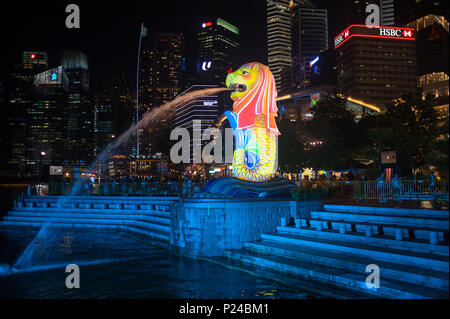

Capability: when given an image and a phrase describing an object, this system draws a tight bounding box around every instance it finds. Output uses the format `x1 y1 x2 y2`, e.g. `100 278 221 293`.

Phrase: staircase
225 204 449 298
0 195 178 248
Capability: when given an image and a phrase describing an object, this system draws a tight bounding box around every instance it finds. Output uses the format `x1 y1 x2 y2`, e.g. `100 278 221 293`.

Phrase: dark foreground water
0 227 318 299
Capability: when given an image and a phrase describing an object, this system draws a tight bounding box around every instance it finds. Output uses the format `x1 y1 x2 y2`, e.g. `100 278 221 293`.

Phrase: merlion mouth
228 83 247 93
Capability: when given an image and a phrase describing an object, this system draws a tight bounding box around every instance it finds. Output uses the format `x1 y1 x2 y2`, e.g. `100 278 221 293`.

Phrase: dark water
0 228 317 299
0 186 321 299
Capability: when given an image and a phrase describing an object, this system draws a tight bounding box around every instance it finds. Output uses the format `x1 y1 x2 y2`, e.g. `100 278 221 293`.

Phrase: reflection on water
0 228 318 298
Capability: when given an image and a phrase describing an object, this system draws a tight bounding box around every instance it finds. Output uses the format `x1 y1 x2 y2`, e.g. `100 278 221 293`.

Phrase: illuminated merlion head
225 62 279 135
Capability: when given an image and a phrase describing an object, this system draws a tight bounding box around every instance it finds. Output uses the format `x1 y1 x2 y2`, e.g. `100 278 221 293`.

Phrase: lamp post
39 151 46 185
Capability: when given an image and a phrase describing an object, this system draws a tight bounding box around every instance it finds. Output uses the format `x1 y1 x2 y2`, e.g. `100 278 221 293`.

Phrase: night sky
0 0 344 91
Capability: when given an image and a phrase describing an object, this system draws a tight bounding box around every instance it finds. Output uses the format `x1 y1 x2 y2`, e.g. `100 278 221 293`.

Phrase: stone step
310 211 448 230
22 195 178 204
0 220 170 241
12 207 171 216
2 216 170 233
308 218 447 242
224 249 448 298
8 210 170 224
323 204 449 219
262 231 448 272
277 226 449 257
243 240 449 290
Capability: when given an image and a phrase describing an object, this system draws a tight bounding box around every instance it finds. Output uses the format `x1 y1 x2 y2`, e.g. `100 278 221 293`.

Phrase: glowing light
334 25 415 49
30 54 36 59
225 62 279 182
309 56 319 68
51 72 57 81
201 61 212 71
202 22 212 28
347 96 382 113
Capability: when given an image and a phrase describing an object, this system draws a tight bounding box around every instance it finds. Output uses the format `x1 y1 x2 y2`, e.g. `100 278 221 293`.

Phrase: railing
40 181 205 197
324 180 449 202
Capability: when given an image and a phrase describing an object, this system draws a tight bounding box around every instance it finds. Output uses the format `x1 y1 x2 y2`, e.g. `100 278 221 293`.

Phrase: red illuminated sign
202 22 212 28
334 25 415 49
30 54 36 60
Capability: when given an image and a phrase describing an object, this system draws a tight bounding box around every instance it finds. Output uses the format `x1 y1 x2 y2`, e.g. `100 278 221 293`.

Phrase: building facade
61 50 93 169
197 18 239 86
8 51 69 176
291 6 328 89
173 85 224 163
335 25 417 105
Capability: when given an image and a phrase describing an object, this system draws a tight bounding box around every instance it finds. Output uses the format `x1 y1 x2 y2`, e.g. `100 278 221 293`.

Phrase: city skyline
0 0 343 92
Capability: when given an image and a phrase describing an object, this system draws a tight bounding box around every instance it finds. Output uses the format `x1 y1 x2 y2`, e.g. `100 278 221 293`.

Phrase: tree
361 94 440 176
277 118 306 173
304 95 364 170
427 116 449 177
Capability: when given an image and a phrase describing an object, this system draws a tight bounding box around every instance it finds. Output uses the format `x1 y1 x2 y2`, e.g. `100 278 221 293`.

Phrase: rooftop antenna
136 23 147 157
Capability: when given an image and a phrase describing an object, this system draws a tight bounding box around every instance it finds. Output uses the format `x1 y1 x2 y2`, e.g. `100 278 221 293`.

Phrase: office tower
335 25 417 105
267 1 311 93
138 32 184 156
61 50 93 168
394 1 449 118
8 51 69 176
139 32 184 113
395 0 449 27
8 51 50 175
197 18 239 86
309 48 338 86
291 6 328 89
344 0 375 25
408 16 449 119
110 71 135 139
93 93 113 157
174 85 224 163
381 0 395 25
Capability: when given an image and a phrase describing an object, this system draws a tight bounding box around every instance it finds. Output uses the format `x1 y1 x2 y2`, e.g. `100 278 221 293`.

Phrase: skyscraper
8 51 68 176
61 50 93 168
402 1 449 118
344 0 374 26
139 32 184 112
335 24 417 105
174 85 224 163
93 93 113 157
395 0 449 27
197 18 239 86
267 0 313 93
138 32 185 156
381 0 395 25
291 6 328 89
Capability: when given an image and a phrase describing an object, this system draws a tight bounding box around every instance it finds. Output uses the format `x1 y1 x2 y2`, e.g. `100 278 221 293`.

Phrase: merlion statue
224 62 280 182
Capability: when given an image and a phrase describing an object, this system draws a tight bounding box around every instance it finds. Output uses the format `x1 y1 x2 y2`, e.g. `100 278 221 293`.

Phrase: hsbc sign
380 28 402 36
379 28 413 37
334 25 415 48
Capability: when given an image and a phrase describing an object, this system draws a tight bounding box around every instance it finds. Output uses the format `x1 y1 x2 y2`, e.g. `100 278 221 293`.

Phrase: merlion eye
242 70 249 75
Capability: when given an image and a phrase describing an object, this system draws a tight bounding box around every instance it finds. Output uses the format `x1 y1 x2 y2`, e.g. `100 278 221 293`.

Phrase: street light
39 151 46 185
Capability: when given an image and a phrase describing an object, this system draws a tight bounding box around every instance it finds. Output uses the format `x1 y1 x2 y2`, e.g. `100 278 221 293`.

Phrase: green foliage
426 116 449 176
304 94 364 170
360 94 441 175
277 118 307 173
290 185 327 201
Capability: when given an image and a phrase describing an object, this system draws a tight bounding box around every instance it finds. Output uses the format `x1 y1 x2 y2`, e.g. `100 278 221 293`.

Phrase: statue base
201 177 296 198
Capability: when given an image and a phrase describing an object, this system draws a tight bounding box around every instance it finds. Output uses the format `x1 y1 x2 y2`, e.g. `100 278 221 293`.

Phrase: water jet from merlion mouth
12 87 230 272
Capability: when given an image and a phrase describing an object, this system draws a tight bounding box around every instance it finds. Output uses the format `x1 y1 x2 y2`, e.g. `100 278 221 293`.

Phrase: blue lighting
309 56 319 68
51 72 58 81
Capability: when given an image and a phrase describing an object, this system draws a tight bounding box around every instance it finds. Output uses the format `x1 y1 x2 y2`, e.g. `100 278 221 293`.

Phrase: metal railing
323 180 449 202
38 181 205 197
